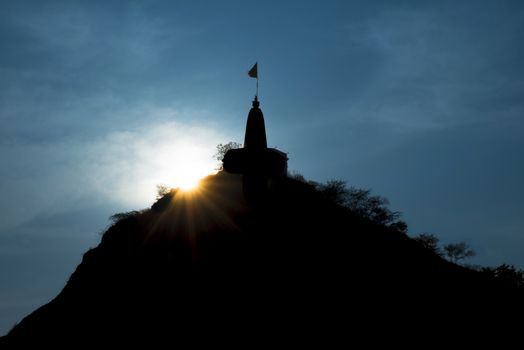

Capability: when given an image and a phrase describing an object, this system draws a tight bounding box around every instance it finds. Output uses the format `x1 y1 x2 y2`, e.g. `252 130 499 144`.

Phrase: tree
317 180 407 233
482 264 524 288
109 210 141 223
414 233 441 255
318 180 348 206
494 264 524 287
443 242 475 264
156 184 171 199
214 142 242 170
289 172 321 188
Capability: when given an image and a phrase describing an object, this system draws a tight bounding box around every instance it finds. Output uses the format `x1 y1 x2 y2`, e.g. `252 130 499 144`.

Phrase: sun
169 153 217 191
117 122 225 204
150 139 218 193
177 179 200 191
175 171 207 191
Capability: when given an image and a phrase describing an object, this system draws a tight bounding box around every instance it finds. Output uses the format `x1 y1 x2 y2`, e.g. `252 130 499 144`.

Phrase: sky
1 0 523 333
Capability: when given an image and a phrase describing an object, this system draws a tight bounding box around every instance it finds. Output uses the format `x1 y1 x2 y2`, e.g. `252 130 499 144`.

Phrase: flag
248 62 257 78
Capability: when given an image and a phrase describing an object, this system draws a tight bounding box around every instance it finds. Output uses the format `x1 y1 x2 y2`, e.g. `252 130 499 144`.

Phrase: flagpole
248 62 258 100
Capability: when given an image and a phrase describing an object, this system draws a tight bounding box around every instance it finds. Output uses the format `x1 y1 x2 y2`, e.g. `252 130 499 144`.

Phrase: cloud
81 117 225 205
0 2 212 143
0 3 241 232
0 109 229 231
344 5 524 132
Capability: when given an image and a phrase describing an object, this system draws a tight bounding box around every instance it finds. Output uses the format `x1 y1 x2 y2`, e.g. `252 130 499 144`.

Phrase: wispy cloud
0 109 229 231
345 5 524 132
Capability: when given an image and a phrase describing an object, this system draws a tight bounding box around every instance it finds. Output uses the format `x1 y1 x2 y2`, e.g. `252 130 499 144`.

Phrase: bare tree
318 180 407 233
156 184 171 199
214 142 241 170
443 242 475 264
414 233 441 255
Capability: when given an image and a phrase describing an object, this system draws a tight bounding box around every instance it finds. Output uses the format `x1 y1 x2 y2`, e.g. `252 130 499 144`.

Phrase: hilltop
2 171 522 344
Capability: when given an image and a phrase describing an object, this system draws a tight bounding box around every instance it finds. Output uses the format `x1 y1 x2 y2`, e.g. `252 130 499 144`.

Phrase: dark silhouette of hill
2 172 523 345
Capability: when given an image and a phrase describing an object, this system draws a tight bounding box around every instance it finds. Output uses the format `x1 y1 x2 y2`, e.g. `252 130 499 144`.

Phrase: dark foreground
2 172 522 345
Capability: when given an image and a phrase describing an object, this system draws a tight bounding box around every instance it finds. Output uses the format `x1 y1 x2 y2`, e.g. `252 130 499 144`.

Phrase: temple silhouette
223 96 288 204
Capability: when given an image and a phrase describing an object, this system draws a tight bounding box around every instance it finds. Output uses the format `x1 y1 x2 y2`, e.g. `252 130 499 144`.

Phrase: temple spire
221 68 288 205
244 95 266 150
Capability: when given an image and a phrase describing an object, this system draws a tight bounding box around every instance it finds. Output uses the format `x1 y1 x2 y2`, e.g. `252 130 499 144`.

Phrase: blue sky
1 0 524 333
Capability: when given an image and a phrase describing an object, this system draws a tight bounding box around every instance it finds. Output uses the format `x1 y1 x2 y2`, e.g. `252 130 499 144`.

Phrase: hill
2 171 522 344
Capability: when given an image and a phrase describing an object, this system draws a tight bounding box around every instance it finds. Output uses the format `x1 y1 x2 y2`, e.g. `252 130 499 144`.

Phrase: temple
223 97 288 203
